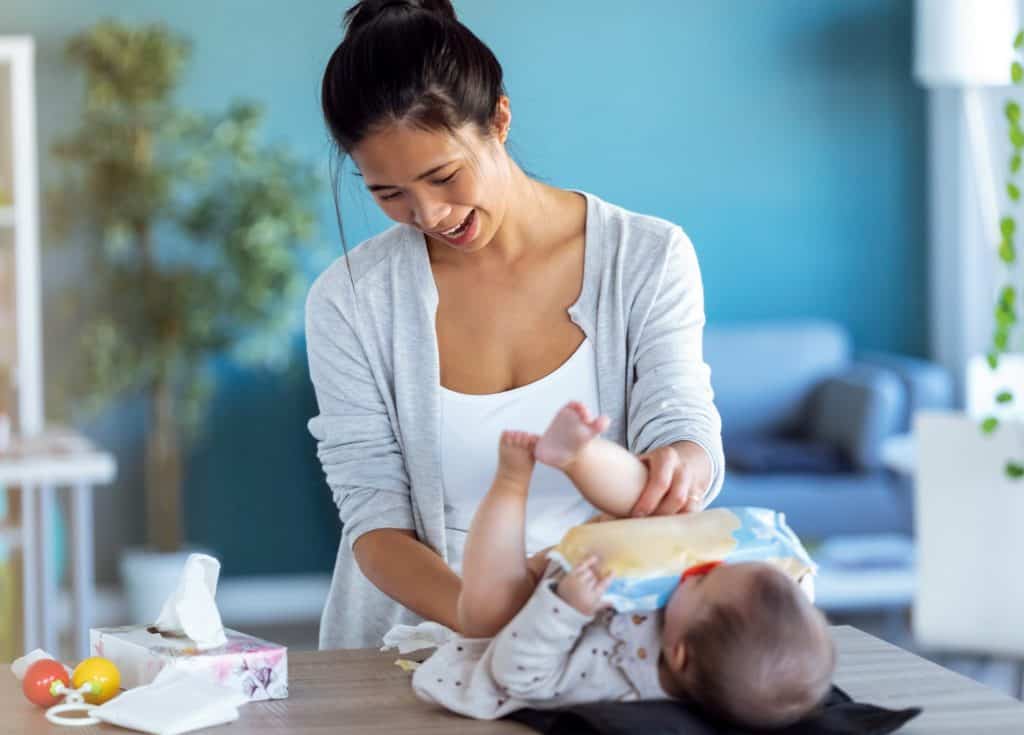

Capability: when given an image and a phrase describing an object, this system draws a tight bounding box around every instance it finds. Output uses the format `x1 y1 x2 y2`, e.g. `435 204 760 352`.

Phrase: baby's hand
556 555 613 616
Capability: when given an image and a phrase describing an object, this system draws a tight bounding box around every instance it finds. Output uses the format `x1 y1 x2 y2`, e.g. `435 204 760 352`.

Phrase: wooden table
5 626 1024 733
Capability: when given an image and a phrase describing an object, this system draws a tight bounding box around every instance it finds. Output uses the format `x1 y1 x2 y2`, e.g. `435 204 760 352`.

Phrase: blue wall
0 0 926 579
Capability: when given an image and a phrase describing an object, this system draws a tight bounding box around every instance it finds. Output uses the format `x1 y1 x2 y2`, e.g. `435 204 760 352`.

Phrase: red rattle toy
22 659 69 707
17 654 120 727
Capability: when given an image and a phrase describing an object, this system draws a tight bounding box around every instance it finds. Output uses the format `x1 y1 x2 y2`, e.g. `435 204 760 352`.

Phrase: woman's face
350 110 512 254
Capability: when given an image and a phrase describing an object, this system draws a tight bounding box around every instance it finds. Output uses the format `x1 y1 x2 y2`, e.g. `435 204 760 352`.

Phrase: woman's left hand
629 442 712 517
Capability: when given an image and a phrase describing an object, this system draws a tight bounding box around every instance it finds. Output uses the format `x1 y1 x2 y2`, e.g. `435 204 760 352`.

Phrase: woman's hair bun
325 0 504 154
344 0 457 35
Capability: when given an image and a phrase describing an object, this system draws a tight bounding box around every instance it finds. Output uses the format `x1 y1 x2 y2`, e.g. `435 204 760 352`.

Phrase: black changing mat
505 685 920 735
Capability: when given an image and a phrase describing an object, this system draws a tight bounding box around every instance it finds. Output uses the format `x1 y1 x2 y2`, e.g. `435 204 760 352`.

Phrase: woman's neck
486 164 547 262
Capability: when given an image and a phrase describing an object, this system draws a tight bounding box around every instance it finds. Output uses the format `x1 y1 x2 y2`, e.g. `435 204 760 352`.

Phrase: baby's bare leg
458 431 541 638
535 402 649 517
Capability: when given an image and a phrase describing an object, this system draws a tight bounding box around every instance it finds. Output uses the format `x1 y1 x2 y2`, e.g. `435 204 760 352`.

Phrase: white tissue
10 649 66 680
380 621 455 654
153 553 227 650
93 666 248 735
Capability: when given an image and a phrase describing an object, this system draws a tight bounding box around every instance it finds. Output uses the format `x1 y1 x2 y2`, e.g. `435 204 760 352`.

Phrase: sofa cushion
725 435 851 474
710 471 912 538
807 364 905 471
705 319 851 439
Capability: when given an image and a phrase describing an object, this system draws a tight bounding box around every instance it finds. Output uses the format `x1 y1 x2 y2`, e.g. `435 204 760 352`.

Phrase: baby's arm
489 560 608 699
555 555 614 615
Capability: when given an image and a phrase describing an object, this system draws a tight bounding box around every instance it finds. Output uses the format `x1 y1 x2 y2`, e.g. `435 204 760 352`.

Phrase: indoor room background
0 0 931 639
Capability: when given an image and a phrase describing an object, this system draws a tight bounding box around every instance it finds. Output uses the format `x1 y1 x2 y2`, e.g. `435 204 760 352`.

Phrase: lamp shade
914 0 1020 87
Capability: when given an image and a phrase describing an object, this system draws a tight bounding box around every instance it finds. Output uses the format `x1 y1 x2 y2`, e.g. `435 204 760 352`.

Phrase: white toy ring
44 702 99 726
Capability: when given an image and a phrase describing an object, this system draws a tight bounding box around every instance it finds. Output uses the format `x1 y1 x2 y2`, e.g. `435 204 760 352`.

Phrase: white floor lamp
914 0 1019 401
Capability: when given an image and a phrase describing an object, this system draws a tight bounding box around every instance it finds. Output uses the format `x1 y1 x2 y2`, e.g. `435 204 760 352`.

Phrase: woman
308 0 724 649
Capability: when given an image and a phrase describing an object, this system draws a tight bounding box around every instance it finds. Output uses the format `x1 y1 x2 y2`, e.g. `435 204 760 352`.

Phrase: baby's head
660 562 835 729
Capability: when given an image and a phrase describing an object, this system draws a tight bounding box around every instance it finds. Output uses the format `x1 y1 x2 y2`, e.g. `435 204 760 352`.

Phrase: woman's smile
434 208 478 247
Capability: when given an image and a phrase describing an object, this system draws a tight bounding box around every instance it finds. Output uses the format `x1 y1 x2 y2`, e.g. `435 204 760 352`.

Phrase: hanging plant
983 29 1024 479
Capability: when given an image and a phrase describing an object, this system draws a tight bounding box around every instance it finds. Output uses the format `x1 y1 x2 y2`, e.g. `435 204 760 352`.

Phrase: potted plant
49 21 322 618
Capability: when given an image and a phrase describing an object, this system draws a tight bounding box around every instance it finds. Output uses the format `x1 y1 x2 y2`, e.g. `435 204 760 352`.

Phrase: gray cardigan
305 190 725 650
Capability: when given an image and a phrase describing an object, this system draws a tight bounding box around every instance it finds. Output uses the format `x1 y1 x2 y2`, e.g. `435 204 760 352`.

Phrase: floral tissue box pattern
90 625 288 700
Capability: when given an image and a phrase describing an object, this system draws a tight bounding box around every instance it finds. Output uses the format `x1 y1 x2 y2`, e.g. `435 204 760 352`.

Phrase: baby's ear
669 638 687 673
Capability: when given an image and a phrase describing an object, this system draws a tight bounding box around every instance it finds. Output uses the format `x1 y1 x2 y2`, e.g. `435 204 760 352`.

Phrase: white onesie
412 561 673 720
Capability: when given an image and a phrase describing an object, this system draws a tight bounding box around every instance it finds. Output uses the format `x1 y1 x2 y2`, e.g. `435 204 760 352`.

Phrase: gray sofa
703 320 953 541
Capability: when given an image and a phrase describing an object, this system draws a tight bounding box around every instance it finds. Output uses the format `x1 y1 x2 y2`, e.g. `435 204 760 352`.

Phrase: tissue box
90 625 288 701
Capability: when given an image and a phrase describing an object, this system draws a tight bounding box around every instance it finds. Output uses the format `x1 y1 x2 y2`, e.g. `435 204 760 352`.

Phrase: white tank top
440 338 601 574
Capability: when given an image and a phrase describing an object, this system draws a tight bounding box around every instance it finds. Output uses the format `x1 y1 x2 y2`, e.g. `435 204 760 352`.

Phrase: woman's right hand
631 442 710 517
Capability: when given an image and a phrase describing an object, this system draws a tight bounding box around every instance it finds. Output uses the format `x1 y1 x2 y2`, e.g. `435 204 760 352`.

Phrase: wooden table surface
5 626 1024 734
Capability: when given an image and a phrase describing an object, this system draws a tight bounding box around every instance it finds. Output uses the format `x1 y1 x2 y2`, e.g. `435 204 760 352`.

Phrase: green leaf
1012 126 1024 149
1013 154 1022 173
1009 183 1021 201
982 416 1000 434
996 390 1014 404
987 351 1000 369
1001 284 1017 308
1007 462 1024 479
1002 217 1017 237
1014 62 1024 83
1016 31 1024 49
1000 239 1017 264
994 328 1009 350
1008 101 1022 123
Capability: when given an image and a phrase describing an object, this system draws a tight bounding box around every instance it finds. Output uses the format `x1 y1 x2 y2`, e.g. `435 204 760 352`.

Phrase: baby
413 402 836 729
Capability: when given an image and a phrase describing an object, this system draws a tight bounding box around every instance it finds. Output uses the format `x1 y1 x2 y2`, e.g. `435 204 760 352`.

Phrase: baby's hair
679 567 836 729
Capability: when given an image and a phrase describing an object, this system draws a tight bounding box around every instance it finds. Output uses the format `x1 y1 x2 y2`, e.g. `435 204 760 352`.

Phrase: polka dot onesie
412 560 673 719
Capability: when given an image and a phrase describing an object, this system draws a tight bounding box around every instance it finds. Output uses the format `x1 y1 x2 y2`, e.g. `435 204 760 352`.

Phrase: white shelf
0 429 117 485
0 36 43 436
0 452 116 485
0 34 74 660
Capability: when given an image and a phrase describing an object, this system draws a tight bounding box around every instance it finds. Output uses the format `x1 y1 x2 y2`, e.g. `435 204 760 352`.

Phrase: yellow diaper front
555 508 743 577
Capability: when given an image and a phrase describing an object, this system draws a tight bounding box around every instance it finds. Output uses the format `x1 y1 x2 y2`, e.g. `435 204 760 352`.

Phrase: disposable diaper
548 507 816 612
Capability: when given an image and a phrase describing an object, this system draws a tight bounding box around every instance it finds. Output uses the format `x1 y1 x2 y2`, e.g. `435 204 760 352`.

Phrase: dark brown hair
680 569 836 729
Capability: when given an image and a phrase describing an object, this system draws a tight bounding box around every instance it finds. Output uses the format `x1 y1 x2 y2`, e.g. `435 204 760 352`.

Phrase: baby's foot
534 402 610 469
496 430 539 486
